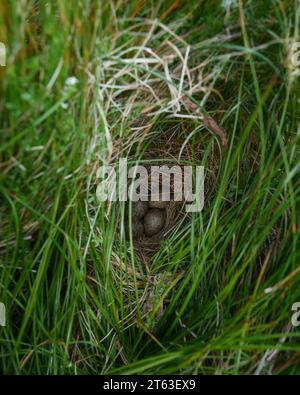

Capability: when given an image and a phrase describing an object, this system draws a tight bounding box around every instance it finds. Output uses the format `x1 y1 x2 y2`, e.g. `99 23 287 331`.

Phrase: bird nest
124 171 187 257
118 119 222 262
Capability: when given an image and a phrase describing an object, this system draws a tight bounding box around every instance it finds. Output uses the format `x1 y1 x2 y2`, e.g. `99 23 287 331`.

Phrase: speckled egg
144 208 166 237
130 201 149 219
149 200 169 209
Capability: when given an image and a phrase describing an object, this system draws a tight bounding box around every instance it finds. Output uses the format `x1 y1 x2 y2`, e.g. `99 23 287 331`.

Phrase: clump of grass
0 0 300 375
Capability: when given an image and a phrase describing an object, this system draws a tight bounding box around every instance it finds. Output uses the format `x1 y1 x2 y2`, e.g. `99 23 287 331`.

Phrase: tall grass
0 0 300 374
